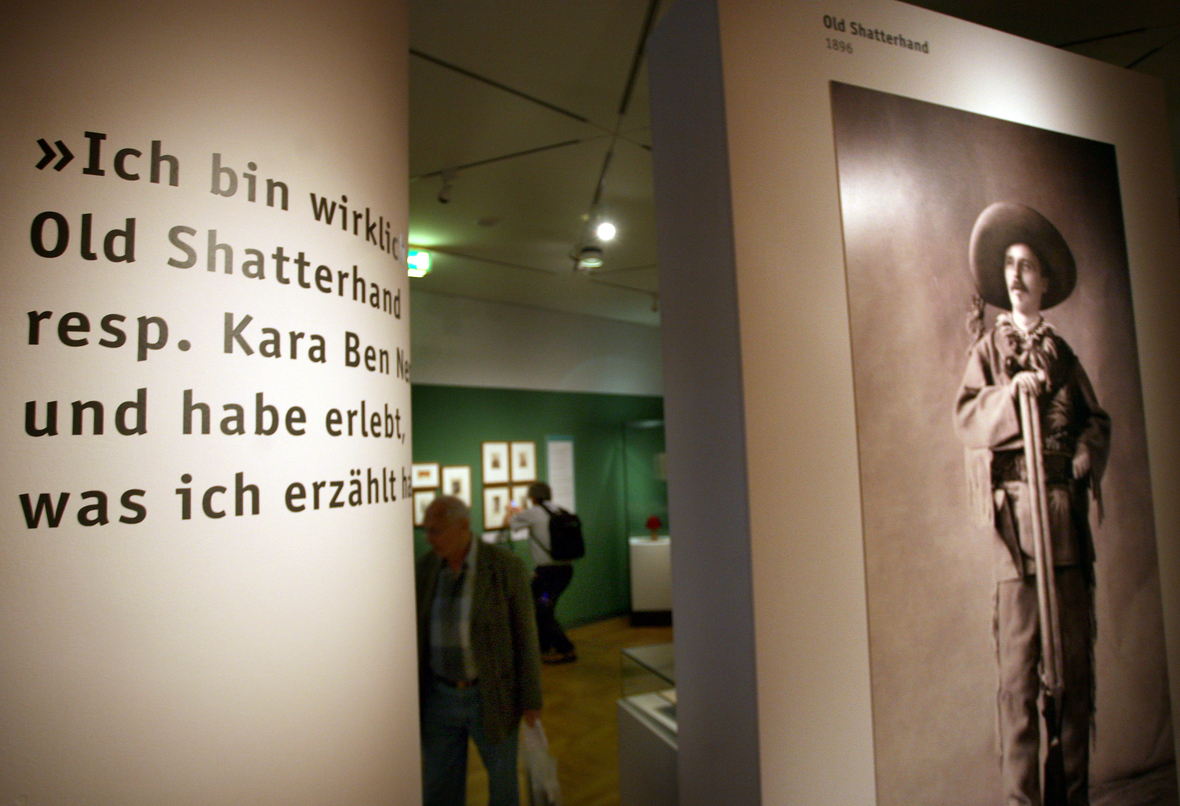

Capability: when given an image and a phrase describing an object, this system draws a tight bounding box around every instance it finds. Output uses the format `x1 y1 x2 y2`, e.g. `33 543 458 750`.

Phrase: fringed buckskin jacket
954 315 1111 582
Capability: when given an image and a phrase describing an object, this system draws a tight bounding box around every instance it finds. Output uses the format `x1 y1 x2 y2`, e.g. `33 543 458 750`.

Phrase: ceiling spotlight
595 221 617 241
576 245 604 270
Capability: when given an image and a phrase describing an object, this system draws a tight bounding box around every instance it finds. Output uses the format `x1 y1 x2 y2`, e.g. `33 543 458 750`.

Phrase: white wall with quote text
0 2 418 803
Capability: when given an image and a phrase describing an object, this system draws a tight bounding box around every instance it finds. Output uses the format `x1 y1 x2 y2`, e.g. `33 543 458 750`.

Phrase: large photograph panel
831 81 1175 805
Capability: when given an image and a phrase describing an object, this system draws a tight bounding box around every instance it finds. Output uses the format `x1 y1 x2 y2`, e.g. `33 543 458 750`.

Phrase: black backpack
542 504 585 561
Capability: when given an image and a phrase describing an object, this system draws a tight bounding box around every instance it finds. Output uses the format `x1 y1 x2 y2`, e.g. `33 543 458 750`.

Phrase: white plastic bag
521 719 562 806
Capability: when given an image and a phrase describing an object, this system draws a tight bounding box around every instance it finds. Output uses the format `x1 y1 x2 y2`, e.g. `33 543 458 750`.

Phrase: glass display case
618 642 678 806
623 419 673 625
621 642 676 735
622 419 668 537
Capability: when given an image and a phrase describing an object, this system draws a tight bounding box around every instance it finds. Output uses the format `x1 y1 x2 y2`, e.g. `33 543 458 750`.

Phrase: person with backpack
507 482 579 664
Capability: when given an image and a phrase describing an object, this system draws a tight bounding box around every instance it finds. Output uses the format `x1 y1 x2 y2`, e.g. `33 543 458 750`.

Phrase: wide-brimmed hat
968 202 1075 310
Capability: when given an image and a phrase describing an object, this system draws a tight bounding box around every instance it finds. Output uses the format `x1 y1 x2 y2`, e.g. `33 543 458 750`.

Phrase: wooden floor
464 616 674 806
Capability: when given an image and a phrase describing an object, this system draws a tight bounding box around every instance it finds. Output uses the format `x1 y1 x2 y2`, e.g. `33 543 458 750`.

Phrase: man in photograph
954 202 1111 805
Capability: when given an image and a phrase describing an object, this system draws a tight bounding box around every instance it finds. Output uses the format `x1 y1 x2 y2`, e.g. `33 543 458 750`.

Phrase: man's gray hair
430 495 470 527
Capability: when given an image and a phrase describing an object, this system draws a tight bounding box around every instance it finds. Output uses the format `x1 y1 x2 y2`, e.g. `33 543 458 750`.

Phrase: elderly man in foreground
416 495 542 806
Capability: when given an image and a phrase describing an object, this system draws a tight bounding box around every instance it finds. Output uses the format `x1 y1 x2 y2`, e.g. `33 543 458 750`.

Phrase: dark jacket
416 539 542 742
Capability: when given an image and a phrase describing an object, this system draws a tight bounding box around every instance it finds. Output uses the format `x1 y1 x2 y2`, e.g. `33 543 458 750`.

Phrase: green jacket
416 539 543 743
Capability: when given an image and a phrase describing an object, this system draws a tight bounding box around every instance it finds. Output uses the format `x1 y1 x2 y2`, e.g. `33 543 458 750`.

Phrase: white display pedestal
629 536 672 625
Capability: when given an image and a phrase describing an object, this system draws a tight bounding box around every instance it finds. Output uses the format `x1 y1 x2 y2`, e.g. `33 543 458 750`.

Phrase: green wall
623 420 669 536
411 384 664 626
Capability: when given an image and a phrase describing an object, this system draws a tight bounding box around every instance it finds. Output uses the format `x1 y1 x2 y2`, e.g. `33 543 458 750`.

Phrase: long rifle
1018 384 1068 806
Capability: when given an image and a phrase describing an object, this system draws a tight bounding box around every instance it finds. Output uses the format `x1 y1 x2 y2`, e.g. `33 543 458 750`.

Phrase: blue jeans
421 678 520 806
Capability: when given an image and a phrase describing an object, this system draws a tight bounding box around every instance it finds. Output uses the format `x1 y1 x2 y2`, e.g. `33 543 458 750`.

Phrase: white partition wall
0 2 417 804
649 1 1180 804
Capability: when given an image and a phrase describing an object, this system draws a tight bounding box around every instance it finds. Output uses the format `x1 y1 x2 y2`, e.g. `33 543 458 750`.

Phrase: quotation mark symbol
36 138 74 171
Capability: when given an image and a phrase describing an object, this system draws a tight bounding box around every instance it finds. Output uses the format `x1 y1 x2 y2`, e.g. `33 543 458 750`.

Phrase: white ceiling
407 0 1180 328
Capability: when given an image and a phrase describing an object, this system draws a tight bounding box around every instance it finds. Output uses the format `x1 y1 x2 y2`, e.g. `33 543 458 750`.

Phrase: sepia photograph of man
955 202 1109 805
830 81 1175 806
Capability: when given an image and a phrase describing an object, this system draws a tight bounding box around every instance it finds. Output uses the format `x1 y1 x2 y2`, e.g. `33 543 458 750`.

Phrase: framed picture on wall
413 490 436 527
482 441 510 485
509 441 536 483
482 485 511 531
411 462 440 490
511 484 533 509
440 465 471 506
